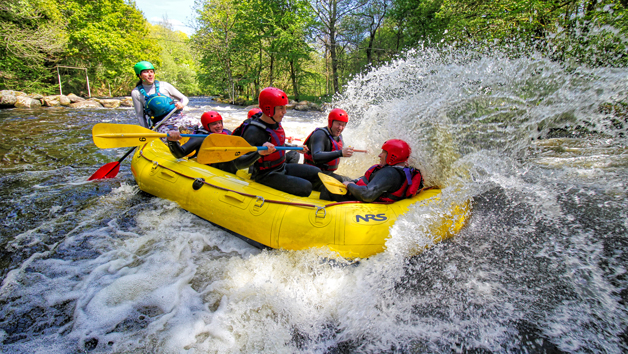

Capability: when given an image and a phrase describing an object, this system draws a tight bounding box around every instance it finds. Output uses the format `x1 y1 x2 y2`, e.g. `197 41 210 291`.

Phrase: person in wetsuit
166 111 237 174
251 107 300 164
320 139 423 202
231 87 322 197
303 108 354 181
130 61 196 133
247 108 262 118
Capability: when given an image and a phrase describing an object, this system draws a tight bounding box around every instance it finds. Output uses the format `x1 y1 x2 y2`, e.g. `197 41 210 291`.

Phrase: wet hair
136 78 143 87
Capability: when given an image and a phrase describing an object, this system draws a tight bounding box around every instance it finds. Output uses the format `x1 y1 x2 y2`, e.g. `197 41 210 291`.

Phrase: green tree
309 0 368 94
388 0 446 50
59 0 160 96
437 0 628 65
193 0 241 101
359 0 391 65
149 21 201 96
261 0 316 100
0 0 66 93
194 0 317 102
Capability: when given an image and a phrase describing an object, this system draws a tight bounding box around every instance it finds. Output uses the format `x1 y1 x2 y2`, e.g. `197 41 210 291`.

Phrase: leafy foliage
0 0 67 93
437 0 628 65
59 0 160 96
149 22 201 96
1 0 626 98
193 0 316 102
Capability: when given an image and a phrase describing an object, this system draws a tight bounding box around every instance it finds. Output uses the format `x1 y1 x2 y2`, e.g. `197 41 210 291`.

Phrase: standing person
166 111 236 173
319 139 423 202
231 87 322 197
131 61 197 134
303 108 354 180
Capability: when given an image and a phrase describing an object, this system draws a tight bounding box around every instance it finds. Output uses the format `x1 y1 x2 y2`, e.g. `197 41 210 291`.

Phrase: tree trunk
366 31 376 64
330 30 339 93
290 59 299 101
329 1 339 93
269 54 275 87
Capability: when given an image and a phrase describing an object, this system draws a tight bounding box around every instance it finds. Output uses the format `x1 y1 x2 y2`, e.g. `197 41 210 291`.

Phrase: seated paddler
230 87 322 197
166 111 237 173
319 139 423 202
303 108 354 181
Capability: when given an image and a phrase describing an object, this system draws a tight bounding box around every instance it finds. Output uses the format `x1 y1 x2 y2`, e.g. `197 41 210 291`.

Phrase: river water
1 48 627 353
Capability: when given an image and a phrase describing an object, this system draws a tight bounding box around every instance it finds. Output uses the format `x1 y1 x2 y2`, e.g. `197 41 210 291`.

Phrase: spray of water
1 42 627 352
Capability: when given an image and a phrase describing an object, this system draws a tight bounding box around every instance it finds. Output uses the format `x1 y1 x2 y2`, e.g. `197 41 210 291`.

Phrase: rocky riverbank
0 90 132 109
0 90 324 112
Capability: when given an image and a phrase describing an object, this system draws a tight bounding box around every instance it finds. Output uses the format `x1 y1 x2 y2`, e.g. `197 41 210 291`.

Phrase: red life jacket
232 117 286 170
303 127 344 171
356 164 424 202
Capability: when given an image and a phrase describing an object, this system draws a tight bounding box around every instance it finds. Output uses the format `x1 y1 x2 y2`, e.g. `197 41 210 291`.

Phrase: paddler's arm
166 130 203 158
231 125 275 170
309 130 343 164
131 88 149 128
160 82 189 109
345 167 401 202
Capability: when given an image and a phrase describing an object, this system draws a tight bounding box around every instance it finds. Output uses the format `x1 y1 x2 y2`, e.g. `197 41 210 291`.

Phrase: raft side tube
131 140 470 258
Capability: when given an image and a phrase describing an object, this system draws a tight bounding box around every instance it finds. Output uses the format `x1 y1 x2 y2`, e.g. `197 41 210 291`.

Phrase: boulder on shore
120 97 133 107
70 100 103 108
43 96 61 107
0 93 18 107
59 95 71 106
95 98 121 108
293 100 322 112
14 96 42 108
0 90 25 97
67 93 85 103
43 95 72 107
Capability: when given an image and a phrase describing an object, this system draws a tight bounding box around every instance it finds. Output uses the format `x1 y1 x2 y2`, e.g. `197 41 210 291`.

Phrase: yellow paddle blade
318 172 347 195
92 123 166 148
197 134 258 164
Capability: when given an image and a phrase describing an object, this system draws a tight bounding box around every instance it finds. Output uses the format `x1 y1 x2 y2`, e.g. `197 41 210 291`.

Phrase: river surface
1 48 627 353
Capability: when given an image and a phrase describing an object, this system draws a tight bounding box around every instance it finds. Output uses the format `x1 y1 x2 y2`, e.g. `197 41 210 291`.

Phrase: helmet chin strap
269 108 278 123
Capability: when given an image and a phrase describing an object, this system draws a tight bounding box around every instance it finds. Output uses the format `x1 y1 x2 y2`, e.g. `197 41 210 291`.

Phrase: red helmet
201 111 223 130
382 139 411 165
328 108 349 128
259 87 288 117
248 108 262 119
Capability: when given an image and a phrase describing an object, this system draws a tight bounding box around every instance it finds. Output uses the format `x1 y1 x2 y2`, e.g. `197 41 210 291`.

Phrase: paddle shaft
201 146 302 153
258 146 302 151
96 133 207 139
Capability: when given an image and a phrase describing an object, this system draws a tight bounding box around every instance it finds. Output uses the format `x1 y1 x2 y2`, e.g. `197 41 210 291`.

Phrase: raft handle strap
192 178 205 191
138 145 402 210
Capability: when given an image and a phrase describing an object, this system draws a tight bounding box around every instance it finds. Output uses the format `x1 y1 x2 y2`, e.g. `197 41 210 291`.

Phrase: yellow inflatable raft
131 140 469 258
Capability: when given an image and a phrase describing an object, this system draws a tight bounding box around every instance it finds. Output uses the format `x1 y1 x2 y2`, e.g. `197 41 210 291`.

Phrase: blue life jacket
138 81 176 125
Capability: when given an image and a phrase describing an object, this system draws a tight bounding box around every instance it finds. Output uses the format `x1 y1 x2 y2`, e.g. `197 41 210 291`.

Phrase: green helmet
133 61 155 76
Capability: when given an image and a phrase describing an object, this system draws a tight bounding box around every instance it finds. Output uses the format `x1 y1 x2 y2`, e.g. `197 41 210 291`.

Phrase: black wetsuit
233 117 322 197
305 127 349 182
285 148 300 164
320 165 405 202
167 128 237 174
